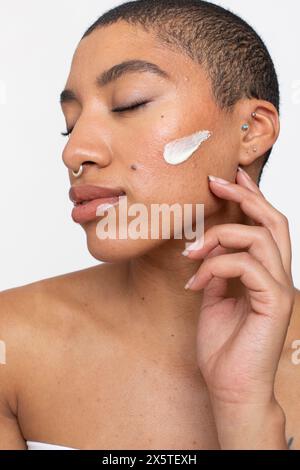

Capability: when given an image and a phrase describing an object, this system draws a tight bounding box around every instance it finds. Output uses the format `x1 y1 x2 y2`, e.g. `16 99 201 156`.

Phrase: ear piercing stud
241 113 258 153
241 112 257 131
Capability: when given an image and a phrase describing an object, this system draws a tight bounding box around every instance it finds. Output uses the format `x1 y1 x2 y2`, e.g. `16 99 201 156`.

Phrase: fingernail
208 175 231 185
237 166 251 180
184 274 196 290
182 235 205 255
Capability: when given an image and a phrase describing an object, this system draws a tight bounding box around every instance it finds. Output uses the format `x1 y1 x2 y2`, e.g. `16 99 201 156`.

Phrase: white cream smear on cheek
163 130 212 165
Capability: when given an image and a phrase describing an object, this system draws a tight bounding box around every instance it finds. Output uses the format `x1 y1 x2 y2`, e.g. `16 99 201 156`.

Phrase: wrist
211 397 288 450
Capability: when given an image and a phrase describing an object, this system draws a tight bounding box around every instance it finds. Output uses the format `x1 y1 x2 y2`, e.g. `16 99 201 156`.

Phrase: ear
235 99 280 166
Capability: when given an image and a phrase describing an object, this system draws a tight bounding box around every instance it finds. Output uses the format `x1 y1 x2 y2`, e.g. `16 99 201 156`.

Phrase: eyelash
61 100 149 137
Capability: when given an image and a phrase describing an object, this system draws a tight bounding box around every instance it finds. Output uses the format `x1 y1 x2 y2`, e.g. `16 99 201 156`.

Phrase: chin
84 222 164 263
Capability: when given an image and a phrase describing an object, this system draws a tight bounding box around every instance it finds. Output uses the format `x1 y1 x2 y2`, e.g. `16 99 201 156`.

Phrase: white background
0 0 299 291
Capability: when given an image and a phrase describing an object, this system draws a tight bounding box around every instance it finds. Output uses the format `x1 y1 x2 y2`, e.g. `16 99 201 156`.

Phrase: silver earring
72 165 83 178
241 123 249 131
251 112 257 118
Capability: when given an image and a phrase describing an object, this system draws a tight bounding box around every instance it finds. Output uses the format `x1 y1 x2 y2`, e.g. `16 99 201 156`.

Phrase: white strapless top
26 440 78 450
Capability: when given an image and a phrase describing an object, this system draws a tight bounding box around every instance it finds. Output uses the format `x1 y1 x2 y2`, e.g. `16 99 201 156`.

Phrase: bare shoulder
0 262 112 312
0 266 95 358
0 262 122 373
0 263 116 341
0 263 119 448
0 266 100 449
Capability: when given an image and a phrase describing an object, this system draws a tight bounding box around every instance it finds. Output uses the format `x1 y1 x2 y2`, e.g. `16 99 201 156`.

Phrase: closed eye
61 101 149 137
112 100 149 113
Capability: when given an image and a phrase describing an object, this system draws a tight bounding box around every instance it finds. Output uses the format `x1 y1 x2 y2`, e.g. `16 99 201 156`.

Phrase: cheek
126 129 213 202
133 128 213 175
127 160 173 204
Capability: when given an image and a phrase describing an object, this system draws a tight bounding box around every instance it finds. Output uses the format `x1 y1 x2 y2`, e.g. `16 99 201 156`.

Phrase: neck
119 205 252 366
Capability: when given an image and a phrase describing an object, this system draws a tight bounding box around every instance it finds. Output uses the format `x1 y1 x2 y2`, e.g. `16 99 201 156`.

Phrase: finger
184 223 288 286
207 174 292 279
198 245 229 309
186 252 295 329
186 252 287 315
236 166 266 198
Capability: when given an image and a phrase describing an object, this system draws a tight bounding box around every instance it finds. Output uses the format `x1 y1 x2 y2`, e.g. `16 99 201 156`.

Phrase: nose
62 123 113 177
62 146 112 177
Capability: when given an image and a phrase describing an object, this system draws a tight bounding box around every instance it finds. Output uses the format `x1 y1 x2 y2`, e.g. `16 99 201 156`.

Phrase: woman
0 0 299 450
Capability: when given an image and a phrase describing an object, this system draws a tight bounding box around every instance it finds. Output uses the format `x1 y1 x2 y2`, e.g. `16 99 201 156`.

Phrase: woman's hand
183 167 295 449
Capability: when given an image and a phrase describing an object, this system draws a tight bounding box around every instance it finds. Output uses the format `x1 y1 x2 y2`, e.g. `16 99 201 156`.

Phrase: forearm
211 399 288 450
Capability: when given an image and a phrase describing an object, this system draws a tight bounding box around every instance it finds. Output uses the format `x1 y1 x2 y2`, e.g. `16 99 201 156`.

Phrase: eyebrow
59 59 171 104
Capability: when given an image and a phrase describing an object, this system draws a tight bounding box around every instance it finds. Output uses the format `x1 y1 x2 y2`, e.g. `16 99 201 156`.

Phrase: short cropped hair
82 0 280 185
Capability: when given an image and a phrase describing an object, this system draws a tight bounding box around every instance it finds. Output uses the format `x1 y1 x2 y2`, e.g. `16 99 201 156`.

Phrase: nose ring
72 165 83 178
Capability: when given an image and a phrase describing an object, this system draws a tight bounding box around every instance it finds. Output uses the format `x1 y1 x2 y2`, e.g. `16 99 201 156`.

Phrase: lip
69 184 126 205
69 184 126 224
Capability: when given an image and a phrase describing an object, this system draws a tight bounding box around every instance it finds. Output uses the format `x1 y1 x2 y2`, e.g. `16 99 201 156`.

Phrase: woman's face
61 21 239 261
